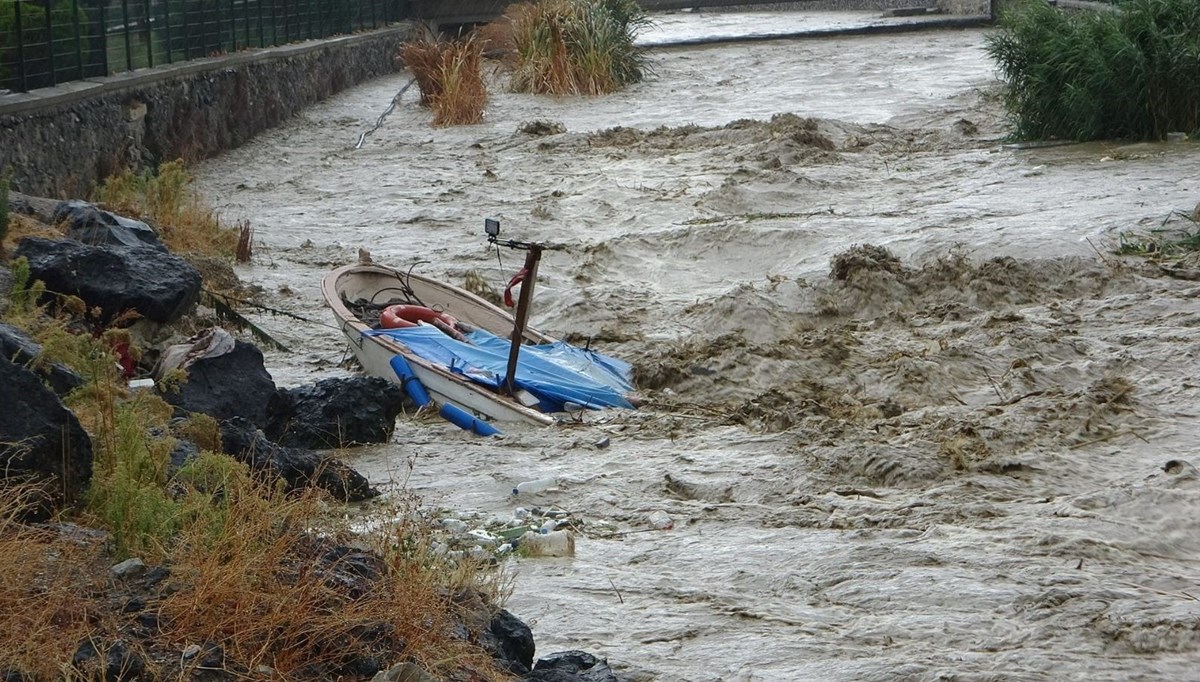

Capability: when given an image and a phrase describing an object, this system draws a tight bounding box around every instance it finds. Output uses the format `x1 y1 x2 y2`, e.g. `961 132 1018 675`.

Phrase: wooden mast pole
504 243 542 396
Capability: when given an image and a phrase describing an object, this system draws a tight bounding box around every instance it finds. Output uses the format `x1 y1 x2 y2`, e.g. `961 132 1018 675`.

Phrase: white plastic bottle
512 477 557 495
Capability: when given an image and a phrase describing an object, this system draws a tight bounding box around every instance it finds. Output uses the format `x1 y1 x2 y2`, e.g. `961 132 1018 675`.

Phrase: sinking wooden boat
322 262 635 432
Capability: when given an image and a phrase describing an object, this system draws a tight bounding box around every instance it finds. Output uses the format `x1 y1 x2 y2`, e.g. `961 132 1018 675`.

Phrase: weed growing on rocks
94 160 243 259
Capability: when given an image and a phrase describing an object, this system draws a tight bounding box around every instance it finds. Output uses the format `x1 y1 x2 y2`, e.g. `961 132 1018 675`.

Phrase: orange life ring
380 304 459 331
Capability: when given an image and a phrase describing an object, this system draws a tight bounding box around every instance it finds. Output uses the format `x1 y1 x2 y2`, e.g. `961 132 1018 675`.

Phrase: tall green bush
986 0 1200 141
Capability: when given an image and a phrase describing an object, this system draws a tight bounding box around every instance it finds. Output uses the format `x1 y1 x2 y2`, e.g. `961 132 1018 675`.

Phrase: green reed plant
506 0 651 95
986 0 1200 141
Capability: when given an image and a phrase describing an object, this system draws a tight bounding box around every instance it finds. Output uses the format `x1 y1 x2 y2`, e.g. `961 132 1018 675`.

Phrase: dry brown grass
93 160 242 259
401 36 488 127
0 487 111 680
0 470 511 680
157 475 507 679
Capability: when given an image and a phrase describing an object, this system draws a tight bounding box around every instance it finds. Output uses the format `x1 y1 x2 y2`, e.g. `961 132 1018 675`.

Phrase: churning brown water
194 16 1200 681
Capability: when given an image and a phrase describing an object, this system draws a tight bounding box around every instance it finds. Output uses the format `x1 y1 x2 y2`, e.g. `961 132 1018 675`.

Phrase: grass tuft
402 35 489 126
1117 204 1200 258
986 0 1200 141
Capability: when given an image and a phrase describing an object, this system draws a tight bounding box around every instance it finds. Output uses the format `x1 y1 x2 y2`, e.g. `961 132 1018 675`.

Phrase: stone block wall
0 26 410 198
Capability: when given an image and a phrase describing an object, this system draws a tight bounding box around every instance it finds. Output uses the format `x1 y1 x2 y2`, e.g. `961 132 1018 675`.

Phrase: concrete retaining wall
0 25 411 198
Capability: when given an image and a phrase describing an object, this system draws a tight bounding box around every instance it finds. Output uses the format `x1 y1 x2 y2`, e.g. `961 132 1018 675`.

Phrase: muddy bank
193 24 1200 681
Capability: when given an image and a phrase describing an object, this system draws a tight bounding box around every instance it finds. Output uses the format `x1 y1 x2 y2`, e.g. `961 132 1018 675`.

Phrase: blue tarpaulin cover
365 325 635 412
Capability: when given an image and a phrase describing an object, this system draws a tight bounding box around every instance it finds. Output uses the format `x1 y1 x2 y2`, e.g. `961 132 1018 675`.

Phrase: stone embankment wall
0 26 411 198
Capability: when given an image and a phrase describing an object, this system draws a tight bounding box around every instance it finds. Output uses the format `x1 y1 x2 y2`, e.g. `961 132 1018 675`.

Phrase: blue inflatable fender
439 403 503 437
390 356 431 407
391 355 502 437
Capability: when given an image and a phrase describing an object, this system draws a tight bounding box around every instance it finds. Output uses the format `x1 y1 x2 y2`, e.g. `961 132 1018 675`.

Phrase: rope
354 77 418 149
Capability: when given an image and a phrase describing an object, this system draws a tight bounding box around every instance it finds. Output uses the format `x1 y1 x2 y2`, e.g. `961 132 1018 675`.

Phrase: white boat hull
323 263 558 427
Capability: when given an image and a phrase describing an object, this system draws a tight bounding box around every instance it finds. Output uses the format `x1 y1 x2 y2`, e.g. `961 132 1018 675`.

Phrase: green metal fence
1 0 409 93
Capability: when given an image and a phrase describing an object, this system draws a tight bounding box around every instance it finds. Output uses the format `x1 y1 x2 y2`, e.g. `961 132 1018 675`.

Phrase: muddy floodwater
194 17 1200 681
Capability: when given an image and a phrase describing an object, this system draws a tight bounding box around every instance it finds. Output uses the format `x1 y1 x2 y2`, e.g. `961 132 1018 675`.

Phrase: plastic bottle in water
512 477 557 495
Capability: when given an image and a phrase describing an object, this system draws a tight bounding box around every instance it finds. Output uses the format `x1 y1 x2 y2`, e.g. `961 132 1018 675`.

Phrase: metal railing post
121 0 132 71
163 0 173 63
14 0 27 91
229 0 236 51
179 0 188 60
73 0 83 80
144 0 152 68
44 0 57 85
99 0 108 75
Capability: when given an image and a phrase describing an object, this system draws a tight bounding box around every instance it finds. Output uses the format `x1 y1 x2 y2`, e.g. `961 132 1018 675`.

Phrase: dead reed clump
401 35 488 127
234 219 253 263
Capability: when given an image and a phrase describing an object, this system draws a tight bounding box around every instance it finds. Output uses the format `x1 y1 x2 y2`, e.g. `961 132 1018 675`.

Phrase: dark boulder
164 341 276 429
71 639 144 682
53 200 165 251
167 437 200 474
218 417 377 502
14 237 201 324
266 377 406 449
0 322 84 396
7 192 60 223
526 651 618 682
0 356 92 516
316 544 387 598
481 609 536 675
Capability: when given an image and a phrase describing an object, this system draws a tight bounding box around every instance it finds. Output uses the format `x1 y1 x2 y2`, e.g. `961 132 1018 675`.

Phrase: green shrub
4 256 43 318
986 0 1200 141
